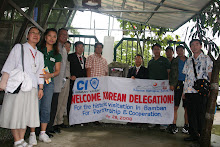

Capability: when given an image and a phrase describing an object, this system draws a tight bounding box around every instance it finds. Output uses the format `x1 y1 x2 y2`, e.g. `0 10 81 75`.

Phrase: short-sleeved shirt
178 58 186 81
182 52 213 93
85 53 108 77
39 47 62 79
148 56 170 80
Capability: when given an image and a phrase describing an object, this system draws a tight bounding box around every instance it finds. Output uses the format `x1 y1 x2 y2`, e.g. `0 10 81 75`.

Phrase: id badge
32 64 37 73
50 57 55 62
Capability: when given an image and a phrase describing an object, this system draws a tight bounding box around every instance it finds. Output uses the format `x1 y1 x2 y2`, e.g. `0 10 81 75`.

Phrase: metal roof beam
52 7 195 13
8 0 44 32
145 0 165 24
137 0 197 12
41 0 58 29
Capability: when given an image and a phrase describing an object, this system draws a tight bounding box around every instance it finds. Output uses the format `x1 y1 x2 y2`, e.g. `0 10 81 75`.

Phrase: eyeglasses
29 32 41 36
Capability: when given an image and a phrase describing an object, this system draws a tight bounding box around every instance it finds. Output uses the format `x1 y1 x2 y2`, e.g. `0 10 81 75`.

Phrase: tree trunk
200 56 220 147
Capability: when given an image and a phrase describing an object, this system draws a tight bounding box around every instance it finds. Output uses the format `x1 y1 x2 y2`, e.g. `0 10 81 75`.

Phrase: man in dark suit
127 54 148 79
67 41 87 121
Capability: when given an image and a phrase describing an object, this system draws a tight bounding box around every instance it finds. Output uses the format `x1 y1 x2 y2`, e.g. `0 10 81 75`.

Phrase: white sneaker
39 133 51 143
21 140 33 147
29 134 37 145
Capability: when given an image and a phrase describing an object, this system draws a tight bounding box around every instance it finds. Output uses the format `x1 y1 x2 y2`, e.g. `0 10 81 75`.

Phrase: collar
77 54 82 58
193 52 203 60
94 53 102 58
135 65 141 69
26 42 37 52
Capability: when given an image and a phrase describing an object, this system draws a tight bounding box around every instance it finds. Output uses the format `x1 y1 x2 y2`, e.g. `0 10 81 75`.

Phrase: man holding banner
147 43 171 130
67 41 87 123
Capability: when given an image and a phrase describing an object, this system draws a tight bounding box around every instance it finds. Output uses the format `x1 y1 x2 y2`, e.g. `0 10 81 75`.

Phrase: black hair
95 42 104 48
152 43 161 50
190 39 202 47
74 41 84 48
135 54 143 59
176 45 184 51
165 46 174 52
65 41 71 46
40 28 59 55
58 28 68 36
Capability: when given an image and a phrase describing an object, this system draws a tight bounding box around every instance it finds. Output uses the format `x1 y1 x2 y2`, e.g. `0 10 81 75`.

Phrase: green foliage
190 0 220 56
115 40 152 66
116 19 176 65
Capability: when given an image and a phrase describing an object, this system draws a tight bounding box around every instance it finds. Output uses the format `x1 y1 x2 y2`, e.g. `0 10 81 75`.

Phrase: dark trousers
67 81 74 122
185 93 207 137
47 93 59 132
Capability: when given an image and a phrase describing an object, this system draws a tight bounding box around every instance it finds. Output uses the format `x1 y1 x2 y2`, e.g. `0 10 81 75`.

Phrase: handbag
9 44 24 94
192 58 210 96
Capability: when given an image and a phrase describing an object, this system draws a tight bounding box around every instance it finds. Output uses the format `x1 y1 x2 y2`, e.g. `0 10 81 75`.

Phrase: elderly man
86 42 108 77
54 41 72 128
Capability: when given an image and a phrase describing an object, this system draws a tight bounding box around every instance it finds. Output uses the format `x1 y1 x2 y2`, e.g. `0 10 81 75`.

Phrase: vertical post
131 40 133 66
121 41 123 62
126 40 128 63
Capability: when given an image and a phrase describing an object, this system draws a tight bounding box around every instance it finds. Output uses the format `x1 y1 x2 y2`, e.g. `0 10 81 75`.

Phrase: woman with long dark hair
29 28 61 145
0 26 44 147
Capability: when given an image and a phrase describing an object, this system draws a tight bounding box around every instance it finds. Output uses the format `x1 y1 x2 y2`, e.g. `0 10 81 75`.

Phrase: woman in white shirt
0 26 44 147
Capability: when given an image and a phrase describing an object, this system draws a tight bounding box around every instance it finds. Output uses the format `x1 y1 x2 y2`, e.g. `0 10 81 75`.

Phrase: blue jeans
39 81 54 123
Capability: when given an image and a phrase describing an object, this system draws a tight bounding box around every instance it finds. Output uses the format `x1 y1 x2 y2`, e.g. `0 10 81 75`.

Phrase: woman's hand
0 72 9 91
40 71 52 80
38 89 44 100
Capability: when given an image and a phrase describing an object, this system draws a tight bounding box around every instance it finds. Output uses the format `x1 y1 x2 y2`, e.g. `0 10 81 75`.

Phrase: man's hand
70 76 76 81
131 76 135 79
182 93 185 99
170 85 175 91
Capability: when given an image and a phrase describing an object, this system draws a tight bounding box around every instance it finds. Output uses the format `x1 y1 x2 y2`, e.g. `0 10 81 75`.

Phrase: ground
1 111 220 147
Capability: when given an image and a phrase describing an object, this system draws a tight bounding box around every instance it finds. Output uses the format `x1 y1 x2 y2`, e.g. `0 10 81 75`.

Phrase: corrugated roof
75 0 212 30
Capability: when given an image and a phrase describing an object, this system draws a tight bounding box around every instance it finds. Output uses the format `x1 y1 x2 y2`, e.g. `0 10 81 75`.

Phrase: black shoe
46 132 54 138
54 126 61 133
49 130 56 134
184 136 199 141
59 123 70 128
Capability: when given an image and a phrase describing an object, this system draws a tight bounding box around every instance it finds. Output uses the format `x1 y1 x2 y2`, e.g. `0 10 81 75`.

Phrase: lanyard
29 49 37 66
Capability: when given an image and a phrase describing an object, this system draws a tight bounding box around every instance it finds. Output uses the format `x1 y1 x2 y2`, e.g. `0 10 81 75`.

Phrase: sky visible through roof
71 11 220 51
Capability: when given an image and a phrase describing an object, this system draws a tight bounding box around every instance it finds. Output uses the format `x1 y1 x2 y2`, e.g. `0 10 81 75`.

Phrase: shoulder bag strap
21 44 24 71
192 58 197 80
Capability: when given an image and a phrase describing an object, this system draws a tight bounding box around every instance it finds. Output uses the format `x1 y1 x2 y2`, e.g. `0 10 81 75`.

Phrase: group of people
0 26 108 147
127 39 213 142
0 25 213 146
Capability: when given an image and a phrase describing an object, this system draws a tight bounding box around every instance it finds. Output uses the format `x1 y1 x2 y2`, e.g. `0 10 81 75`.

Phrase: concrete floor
37 124 196 147
1 111 220 147
36 111 220 147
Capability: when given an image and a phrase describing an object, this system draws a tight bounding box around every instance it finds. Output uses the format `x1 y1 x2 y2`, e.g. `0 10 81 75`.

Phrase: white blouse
1 42 44 88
